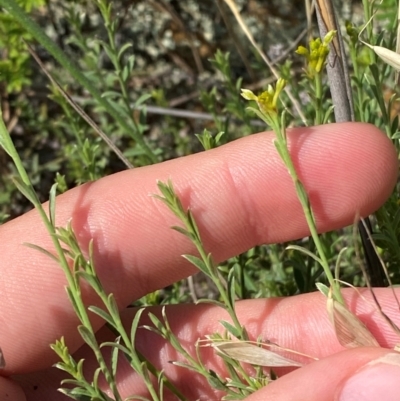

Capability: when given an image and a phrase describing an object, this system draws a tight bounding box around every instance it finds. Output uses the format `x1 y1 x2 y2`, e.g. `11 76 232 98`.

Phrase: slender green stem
97 1 144 136
314 73 323 125
273 120 344 304
174 207 248 339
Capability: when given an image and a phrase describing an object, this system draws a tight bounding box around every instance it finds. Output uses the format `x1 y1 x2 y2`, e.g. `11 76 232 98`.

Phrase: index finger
0 122 397 373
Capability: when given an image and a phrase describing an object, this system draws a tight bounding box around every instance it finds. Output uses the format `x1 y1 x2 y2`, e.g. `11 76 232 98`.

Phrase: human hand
0 122 398 401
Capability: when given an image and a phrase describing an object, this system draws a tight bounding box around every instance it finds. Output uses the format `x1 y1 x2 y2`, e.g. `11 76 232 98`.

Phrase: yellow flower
295 31 336 77
240 89 258 101
241 78 286 116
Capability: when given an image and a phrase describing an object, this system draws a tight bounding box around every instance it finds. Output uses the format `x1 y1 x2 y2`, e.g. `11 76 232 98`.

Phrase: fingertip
245 348 393 401
338 353 400 401
288 122 398 234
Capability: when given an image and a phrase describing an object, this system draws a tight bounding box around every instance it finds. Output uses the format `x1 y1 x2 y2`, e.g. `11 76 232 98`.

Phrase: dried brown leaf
211 341 303 367
327 297 379 348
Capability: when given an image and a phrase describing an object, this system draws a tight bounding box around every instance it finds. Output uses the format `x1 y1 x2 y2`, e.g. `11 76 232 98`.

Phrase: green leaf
65 287 84 321
11 176 37 205
76 271 102 293
207 370 227 391
111 337 120 378
182 254 209 275
58 385 91 399
147 313 166 336
49 183 57 226
122 65 130 83
219 320 242 338
100 341 130 355
315 282 329 297
141 324 163 337
195 130 212 150
215 131 225 143
101 90 122 100
187 209 201 239
0 113 17 157
130 308 145 346
245 106 271 126
92 367 102 393
23 242 59 263
78 325 98 349
285 244 323 265
99 41 117 65
117 43 133 61
134 93 152 107
126 55 135 74
196 299 225 308
171 225 192 239
323 105 335 123
169 360 200 372
227 270 236 309
334 246 349 280
88 306 115 327
106 293 121 323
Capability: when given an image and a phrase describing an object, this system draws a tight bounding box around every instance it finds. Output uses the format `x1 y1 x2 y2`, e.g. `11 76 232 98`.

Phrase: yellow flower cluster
295 31 336 77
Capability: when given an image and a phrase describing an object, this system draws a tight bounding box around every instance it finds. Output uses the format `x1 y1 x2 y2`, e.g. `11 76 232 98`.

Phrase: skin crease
0 122 399 400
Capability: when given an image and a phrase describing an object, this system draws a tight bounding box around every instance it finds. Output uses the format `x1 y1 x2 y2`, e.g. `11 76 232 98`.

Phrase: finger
245 348 399 401
15 348 399 401
0 123 397 373
0 376 26 401
15 288 400 401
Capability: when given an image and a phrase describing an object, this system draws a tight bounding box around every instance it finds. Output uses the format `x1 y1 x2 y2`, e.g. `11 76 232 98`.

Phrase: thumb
245 348 400 401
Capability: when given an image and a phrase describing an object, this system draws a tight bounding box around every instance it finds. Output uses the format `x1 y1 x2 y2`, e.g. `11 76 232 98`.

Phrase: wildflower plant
241 74 345 305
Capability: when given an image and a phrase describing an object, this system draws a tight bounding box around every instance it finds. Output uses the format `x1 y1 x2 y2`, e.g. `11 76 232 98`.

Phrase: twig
315 0 381 281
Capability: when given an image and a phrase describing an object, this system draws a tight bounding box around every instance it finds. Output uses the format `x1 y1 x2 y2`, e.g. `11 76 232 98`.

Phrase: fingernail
339 353 400 401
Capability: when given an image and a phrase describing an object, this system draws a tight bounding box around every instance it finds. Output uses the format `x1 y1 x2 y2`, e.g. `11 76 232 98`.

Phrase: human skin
0 122 399 401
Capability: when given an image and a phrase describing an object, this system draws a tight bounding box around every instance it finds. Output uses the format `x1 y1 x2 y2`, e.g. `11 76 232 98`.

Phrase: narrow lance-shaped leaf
78 326 99 350
110 337 121 379
88 306 115 328
219 320 242 339
130 308 145 347
12 177 38 205
286 245 323 266
0 112 17 158
316 282 330 298
182 254 209 275
49 183 57 227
